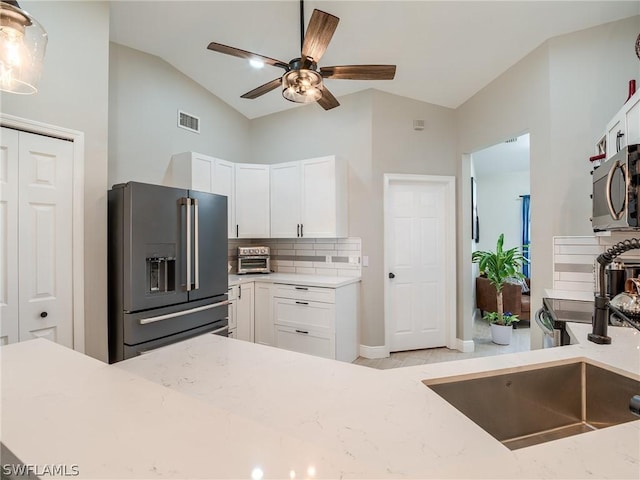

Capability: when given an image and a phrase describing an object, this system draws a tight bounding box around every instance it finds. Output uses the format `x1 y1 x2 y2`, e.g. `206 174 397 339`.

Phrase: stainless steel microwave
592 144 640 231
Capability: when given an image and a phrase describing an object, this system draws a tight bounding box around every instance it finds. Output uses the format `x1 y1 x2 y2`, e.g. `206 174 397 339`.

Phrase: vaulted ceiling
109 1 639 119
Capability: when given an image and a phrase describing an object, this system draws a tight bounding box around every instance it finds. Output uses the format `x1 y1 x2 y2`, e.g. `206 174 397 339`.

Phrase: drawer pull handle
295 287 309 291
295 301 309 305
295 329 309 334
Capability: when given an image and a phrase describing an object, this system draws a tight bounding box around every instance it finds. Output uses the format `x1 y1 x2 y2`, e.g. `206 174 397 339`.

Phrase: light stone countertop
1 323 639 479
228 272 361 288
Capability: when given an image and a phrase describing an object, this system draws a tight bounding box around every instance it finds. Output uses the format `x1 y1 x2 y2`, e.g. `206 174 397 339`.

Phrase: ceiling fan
206 0 396 111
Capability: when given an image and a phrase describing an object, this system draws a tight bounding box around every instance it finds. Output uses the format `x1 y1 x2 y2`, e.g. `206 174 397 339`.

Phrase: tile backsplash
228 237 362 277
553 233 640 293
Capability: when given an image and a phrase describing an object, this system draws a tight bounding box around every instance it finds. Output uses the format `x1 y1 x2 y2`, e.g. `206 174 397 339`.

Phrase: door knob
388 272 395 279
40 312 48 318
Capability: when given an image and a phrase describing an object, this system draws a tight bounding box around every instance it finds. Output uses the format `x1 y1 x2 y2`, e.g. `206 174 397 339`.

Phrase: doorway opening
471 133 531 353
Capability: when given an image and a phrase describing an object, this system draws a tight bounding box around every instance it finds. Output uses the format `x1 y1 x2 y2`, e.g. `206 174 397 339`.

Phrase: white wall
108 43 251 186
475 170 530 255
0 1 110 361
457 15 640 348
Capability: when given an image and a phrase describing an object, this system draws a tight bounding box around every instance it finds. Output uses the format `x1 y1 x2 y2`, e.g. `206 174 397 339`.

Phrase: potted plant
472 233 528 345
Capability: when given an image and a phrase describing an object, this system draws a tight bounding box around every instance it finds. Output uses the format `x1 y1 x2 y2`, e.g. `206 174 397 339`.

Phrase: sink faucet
591 238 640 344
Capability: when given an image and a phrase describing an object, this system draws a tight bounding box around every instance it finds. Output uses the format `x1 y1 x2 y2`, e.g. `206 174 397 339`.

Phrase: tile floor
353 317 531 369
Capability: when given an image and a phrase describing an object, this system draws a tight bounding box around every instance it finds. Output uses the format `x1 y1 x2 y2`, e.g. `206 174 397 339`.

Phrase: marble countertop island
1 323 639 479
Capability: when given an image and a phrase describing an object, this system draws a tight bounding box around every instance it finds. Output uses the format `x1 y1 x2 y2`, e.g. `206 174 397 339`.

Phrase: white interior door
0 128 19 345
18 130 74 346
385 175 455 352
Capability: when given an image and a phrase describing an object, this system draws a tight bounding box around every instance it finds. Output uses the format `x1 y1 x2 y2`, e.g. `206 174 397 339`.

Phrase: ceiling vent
178 110 200 134
505 137 518 143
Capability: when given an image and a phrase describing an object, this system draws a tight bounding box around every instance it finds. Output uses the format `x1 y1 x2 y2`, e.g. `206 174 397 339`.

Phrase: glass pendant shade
0 1 47 94
282 69 323 103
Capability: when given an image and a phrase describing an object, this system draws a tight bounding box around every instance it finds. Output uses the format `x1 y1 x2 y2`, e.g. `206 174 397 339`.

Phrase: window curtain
521 194 531 277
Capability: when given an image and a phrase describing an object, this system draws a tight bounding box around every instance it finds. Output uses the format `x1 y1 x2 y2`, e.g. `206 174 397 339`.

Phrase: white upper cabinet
270 155 348 238
270 162 302 238
606 90 640 159
235 163 270 238
170 152 235 237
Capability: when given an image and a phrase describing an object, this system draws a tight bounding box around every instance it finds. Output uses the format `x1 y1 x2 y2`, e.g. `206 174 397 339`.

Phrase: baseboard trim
359 344 389 359
456 338 475 353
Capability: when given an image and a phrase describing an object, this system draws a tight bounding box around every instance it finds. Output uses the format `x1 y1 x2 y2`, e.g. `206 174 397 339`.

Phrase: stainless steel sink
423 359 640 450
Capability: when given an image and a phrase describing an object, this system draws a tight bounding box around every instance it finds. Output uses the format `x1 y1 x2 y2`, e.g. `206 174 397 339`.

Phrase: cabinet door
235 164 270 238
228 286 237 330
270 162 301 238
625 93 640 147
254 282 273 346
235 282 254 342
300 156 348 238
274 325 334 359
607 114 625 159
212 159 236 238
171 152 215 192
0 127 19 345
274 298 334 333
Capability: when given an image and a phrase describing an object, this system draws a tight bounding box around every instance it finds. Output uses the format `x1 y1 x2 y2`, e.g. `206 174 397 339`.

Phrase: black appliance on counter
108 182 229 363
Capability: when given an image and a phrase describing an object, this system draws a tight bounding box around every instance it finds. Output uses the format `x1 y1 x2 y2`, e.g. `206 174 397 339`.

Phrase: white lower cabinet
227 286 237 338
272 282 358 362
274 325 334 359
235 282 254 342
228 280 358 361
254 282 274 346
228 283 254 341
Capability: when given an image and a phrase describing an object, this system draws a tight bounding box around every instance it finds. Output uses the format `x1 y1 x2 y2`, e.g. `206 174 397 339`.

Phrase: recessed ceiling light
249 58 264 69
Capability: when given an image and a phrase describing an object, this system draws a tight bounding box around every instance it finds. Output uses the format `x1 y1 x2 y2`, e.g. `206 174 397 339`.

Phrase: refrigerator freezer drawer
123 318 228 360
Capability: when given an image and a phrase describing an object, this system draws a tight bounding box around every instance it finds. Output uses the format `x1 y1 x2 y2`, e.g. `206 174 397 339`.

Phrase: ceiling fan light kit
0 0 47 94
206 2 396 111
282 68 323 103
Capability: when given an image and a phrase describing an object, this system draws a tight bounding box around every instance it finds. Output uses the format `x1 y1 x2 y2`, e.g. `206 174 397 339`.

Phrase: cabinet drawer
228 285 238 301
273 284 335 303
228 300 237 329
274 298 334 331
274 325 334 359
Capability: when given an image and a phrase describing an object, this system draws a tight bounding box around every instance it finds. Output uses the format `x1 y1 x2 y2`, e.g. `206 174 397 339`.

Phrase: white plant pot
490 323 513 345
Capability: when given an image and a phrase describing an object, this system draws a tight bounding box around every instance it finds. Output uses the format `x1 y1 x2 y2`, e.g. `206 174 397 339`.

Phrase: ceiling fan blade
320 65 397 80
317 86 340 111
301 9 339 65
207 42 289 70
241 78 282 99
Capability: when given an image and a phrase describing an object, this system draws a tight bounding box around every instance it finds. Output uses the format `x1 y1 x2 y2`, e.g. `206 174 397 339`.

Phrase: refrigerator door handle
139 300 231 325
193 197 199 290
179 197 192 291
185 197 192 291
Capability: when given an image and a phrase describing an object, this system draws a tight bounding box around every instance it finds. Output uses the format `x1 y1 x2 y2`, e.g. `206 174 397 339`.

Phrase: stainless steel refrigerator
108 181 229 363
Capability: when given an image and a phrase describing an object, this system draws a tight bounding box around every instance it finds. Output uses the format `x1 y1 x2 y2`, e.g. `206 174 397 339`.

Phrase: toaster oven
237 246 270 274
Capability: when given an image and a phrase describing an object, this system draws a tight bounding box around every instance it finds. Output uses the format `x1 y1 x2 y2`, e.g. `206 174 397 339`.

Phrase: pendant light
0 0 47 94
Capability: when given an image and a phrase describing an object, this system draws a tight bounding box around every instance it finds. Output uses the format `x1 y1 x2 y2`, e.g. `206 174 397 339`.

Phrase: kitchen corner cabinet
234 163 270 238
270 155 348 238
234 282 255 342
606 90 640 159
272 282 358 362
170 152 236 237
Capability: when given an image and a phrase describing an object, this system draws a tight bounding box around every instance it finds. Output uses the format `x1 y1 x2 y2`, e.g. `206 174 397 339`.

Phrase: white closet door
18 131 74 346
0 127 19 345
